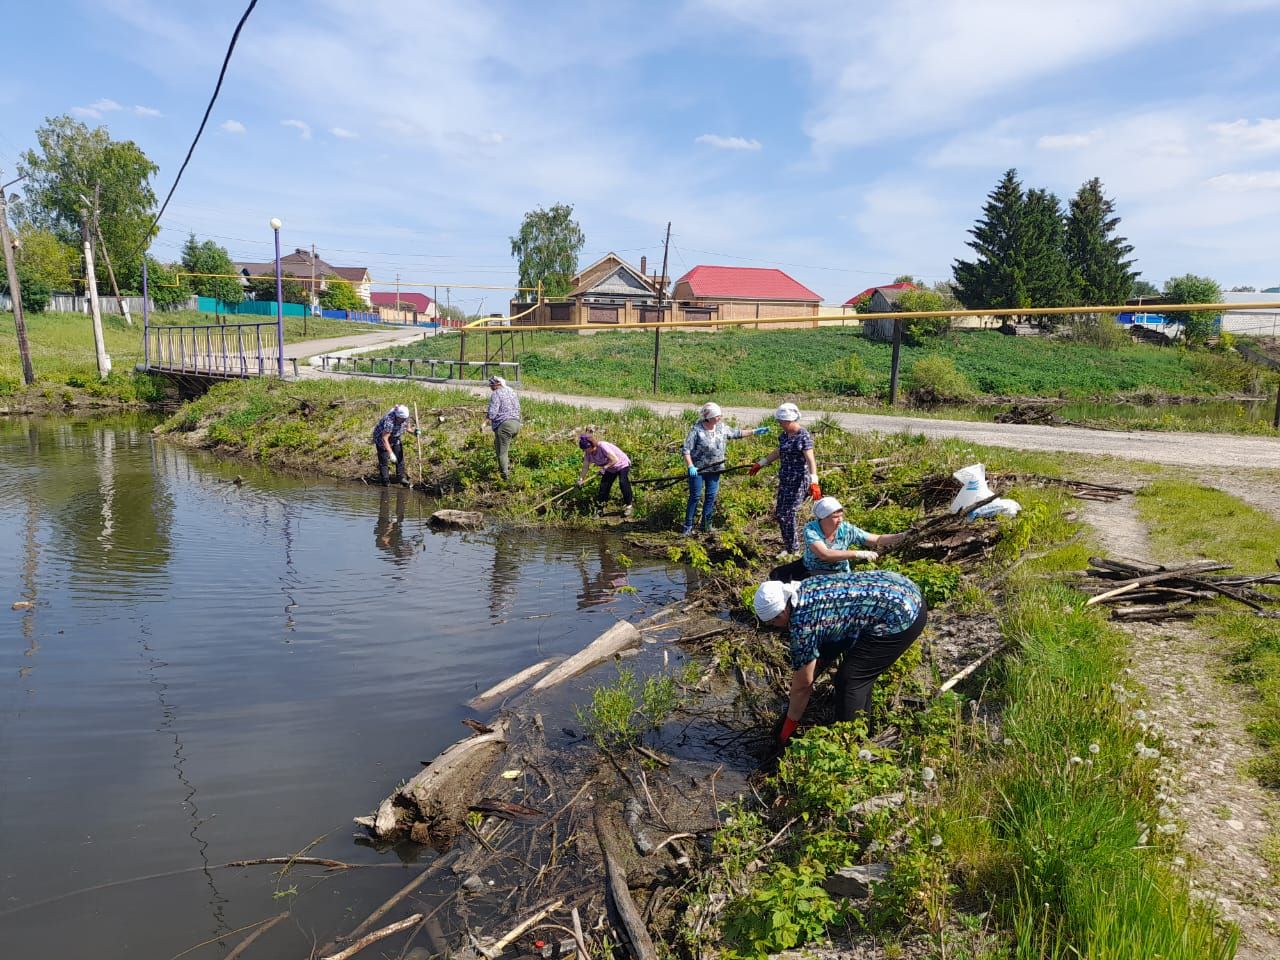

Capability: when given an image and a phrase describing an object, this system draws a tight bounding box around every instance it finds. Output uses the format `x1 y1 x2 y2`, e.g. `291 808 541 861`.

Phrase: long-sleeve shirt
584 440 631 473
486 386 521 427
371 412 409 444
681 422 746 471
786 571 923 669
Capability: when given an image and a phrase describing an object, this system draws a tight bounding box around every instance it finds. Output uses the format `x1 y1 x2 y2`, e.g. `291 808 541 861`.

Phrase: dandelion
921 766 936 783
1173 856 1186 868
930 834 943 848
1158 823 1178 835
1088 743 1100 754
1134 710 1147 722
1002 737 1013 747
1070 756 1083 765
858 749 873 761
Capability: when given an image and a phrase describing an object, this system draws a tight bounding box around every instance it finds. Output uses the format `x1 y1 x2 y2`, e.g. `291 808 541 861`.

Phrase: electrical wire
136 0 258 258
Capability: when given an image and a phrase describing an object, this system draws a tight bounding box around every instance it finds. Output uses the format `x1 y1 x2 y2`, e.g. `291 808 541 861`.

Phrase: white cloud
1207 170 1280 191
71 106 102 119
1210 118 1280 152
695 134 762 151
1037 131 1099 150
281 119 312 139
134 105 163 117
220 119 246 134
91 98 123 112
330 127 359 139
71 98 123 119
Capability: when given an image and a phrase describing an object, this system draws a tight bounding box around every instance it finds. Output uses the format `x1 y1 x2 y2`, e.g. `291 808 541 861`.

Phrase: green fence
196 296 307 318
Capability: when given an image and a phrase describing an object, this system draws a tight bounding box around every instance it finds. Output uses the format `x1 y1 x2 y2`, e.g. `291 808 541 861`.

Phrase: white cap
813 496 843 520
753 580 799 622
774 402 800 422
489 375 506 387
700 402 722 421
392 404 410 419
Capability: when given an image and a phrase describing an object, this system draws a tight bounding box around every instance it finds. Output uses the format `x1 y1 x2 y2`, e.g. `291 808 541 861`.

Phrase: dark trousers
828 602 928 721
597 467 633 506
769 558 812 583
375 437 405 484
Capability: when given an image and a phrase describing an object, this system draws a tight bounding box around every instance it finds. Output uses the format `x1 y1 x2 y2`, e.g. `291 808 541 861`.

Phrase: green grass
388 326 1271 407
0 309 383 400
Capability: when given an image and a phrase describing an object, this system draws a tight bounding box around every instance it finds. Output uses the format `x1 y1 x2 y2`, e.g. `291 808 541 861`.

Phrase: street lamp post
270 218 284 377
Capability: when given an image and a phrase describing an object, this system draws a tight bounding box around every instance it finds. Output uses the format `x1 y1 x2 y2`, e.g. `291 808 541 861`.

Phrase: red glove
809 483 821 500
748 463 763 477
777 715 800 745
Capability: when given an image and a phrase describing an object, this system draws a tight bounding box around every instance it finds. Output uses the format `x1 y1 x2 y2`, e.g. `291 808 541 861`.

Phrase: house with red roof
235 248 373 305
370 291 435 320
672 265 823 324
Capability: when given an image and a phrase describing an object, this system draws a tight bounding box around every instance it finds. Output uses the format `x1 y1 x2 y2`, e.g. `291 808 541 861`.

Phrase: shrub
897 289 950 345
1062 315 1130 350
903 356 974 403
819 353 877 396
721 862 843 958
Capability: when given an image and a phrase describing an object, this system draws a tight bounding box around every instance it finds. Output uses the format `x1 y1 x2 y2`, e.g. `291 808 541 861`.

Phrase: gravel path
283 325 428 359
1082 496 1280 957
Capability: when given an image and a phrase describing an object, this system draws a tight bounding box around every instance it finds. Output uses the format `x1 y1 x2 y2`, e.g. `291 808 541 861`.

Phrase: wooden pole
94 221 132 326
652 221 670 395
1273 380 1279 431
0 177 35 385
413 401 423 486
82 204 111 379
888 318 902 405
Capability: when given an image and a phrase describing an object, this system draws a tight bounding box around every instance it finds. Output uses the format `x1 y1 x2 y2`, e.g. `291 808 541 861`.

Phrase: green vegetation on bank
1135 481 1280 789
164 376 1232 956
0 309 382 401
390 327 1270 407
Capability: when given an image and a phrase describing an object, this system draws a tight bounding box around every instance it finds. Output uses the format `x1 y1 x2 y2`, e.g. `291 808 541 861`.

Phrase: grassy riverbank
160 376 1235 956
0 309 379 407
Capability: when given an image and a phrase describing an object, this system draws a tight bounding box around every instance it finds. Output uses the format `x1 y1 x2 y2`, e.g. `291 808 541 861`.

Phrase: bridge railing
319 354 519 385
147 322 284 378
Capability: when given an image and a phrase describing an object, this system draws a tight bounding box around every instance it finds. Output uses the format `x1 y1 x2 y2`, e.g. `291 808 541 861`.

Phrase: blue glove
753 426 769 435
687 465 698 477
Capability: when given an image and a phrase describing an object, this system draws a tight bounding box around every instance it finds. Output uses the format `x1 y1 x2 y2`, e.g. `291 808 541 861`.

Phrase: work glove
753 426 769 436
852 550 879 563
772 712 800 746
808 474 821 500
576 478 585 488
687 465 698 477
387 452 397 465
748 458 767 477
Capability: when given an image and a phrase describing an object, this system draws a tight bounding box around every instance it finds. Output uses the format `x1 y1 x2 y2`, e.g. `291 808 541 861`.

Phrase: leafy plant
721 862 844 958
773 720 903 819
903 355 974 403
575 666 678 749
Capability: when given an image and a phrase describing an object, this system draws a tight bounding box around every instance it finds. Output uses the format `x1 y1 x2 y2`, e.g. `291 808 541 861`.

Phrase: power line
669 238 950 281
137 0 258 258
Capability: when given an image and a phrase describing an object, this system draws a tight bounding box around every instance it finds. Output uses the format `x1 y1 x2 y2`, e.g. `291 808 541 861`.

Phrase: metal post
142 256 150 369
888 319 903 405
271 218 284 377
1273 380 1280 431
653 221 671 394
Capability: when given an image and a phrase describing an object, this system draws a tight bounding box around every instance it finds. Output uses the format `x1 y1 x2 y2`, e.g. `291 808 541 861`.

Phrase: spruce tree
1065 177 1136 306
952 169 1029 310
1022 188 1074 310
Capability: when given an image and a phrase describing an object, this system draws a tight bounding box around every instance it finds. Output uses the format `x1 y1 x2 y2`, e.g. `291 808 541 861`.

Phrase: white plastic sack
968 498 1021 520
949 463 994 514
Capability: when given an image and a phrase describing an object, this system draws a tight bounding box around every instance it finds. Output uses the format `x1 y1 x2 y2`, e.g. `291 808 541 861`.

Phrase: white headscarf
753 580 801 622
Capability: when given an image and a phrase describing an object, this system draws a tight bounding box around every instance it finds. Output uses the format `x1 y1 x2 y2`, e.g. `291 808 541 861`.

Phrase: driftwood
476 898 565 959
467 657 562 709
594 804 658 960
938 642 1010 694
357 720 509 840
224 912 288 960
430 509 484 529
1082 556 1280 621
526 622 641 696
319 914 424 960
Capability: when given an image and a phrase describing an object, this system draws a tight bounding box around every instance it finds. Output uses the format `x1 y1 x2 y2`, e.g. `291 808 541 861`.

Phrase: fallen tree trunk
526 622 641 696
466 657 561 710
595 803 657 960
356 720 509 840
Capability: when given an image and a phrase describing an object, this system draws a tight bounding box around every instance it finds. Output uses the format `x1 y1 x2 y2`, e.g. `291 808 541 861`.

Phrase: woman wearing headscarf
753 571 928 746
680 401 769 535
748 402 820 556
371 404 416 486
576 433 634 517
769 496 907 581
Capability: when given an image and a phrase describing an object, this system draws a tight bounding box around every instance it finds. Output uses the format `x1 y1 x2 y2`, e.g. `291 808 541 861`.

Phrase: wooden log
429 509 484 529
594 805 658 960
1085 562 1230 606
320 914 423 960
466 657 561 709
360 720 509 839
526 622 641 696
938 642 1009 695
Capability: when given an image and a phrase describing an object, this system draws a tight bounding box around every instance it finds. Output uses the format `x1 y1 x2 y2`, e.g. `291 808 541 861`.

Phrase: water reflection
374 486 416 566
575 545 631 610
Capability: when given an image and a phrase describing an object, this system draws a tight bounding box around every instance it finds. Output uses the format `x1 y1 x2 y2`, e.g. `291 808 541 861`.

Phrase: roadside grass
387 326 1271 409
0 309 378 401
1134 481 1280 789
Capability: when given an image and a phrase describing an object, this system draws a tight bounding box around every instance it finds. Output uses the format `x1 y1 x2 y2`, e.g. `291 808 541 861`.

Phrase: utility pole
81 201 111 379
652 221 671 395
433 284 438 323
0 171 35 385
395 273 401 311
94 221 132 326
308 243 317 336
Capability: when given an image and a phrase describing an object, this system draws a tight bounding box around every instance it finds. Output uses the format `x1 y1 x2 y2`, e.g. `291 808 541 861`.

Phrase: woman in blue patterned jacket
753 571 928 746
680 401 769 535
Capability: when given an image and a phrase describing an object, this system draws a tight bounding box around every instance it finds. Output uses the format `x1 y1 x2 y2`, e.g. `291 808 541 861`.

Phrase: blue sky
4 0 1280 310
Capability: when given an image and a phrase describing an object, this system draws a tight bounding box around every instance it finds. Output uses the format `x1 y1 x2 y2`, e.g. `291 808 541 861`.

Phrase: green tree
510 203 585 299
952 169 1029 311
1022 188 1074 312
1229 285 1256 292
1163 274 1222 345
145 258 191 310
15 226 78 291
15 115 158 291
929 280 961 310
248 273 307 305
319 275 363 311
1131 279 1159 298
896 288 949 344
0 271 52 312
1064 177 1136 306
180 233 244 303
892 274 920 285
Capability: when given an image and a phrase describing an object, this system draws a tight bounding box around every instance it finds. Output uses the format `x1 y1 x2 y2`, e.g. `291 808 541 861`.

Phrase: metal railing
319 354 519 385
146 322 286 378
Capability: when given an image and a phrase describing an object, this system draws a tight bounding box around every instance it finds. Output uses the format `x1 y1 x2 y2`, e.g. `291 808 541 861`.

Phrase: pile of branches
894 499 1006 564
1081 556 1280 621
994 404 1066 426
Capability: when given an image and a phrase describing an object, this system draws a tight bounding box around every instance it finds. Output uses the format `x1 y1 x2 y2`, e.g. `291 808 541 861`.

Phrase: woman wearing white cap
771 496 908 581
680 402 770 535
753 571 927 746
486 375 522 481
748 402 820 556
371 404 417 486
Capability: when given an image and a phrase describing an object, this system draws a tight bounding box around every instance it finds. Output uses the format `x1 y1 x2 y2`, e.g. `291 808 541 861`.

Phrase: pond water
0 414 697 959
